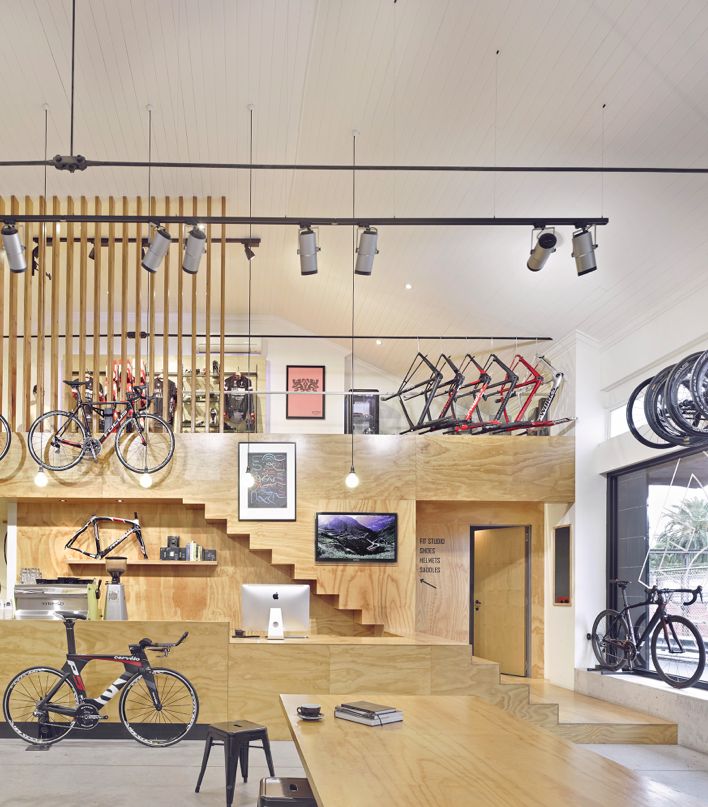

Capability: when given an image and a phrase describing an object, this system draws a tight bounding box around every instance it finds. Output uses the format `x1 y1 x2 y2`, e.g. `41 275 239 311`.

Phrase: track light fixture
354 226 378 276
571 226 598 276
182 225 206 274
2 224 27 273
527 229 557 272
298 226 319 275
141 226 172 273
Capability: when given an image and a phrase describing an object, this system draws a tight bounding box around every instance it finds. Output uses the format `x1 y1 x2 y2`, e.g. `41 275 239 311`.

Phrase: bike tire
689 350 708 418
118 667 199 747
2 666 79 745
115 413 175 474
590 609 629 671
626 377 672 450
28 410 87 471
651 615 706 689
0 413 11 462
644 367 694 447
665 352 708 438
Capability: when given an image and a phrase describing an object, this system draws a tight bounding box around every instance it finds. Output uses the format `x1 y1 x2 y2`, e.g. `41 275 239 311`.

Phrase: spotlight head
244 243 256 261
527 230 557 272
571 227 598 276
298 226 319 275
355 226 378 276
182 225 206 274
2 224 27 273
88 242 96 261
141 226 172 273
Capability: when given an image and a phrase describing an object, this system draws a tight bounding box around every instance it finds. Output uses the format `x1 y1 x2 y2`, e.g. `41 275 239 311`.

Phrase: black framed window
608 448 708 686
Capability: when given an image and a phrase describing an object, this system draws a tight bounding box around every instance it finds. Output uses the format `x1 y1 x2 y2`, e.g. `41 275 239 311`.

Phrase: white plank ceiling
2 0 708 373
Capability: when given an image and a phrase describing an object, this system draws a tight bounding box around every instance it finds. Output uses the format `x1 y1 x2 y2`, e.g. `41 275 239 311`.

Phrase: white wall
544 502 575 689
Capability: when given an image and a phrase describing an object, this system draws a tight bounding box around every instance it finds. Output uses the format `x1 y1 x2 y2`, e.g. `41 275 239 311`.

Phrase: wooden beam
37 196 46 418
106 197 115 396
176 197 184 433
190 196 197 433
135 197 142 380
50 197 60 411
205 197 212 432
93 197 102 422
64 199 75 409
8 196 19 429
120 197 129 399
162 197 171 399
22 196 32 428
219 196 226 433
148 197 156 392
0 198 4 414
78 196 88 387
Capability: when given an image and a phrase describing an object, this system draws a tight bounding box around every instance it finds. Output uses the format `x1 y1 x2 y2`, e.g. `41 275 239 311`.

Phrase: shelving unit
65 557 217 568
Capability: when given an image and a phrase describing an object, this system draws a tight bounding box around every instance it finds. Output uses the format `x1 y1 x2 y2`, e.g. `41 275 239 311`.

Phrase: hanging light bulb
139 472 153 489
34 469 49 488
244 466 256 489
345 466 360 489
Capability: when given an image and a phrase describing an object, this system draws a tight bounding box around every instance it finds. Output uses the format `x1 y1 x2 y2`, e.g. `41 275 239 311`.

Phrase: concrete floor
2 737 708 806
0 738 306 807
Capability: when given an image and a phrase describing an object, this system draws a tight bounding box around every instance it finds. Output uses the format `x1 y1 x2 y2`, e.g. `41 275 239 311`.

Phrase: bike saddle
63 379 89 388
56 610 88 621
610 579 630 588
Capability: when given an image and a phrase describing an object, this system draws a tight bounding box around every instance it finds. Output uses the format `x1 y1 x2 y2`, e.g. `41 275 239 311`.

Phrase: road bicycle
0 413 10 462
28 380 175 474
589 579 706 688
64 513 148 560
2 612 198 746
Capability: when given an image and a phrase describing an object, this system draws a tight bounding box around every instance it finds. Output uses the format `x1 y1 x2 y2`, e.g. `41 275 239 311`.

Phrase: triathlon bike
590 579 705 688
0 413 10 462
28 380 175 474
2 612 198 746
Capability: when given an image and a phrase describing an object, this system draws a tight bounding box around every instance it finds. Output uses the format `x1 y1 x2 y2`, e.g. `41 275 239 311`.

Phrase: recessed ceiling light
376 339 382 345
405 283 412 290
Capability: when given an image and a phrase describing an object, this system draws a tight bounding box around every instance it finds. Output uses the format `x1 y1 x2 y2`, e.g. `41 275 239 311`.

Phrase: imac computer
241 583 310 640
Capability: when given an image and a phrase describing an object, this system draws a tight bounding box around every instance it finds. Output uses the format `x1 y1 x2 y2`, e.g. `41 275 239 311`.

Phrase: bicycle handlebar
139 631 189 651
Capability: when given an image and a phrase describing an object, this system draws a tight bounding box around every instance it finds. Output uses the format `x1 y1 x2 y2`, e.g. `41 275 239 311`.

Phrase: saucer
298 714 324 721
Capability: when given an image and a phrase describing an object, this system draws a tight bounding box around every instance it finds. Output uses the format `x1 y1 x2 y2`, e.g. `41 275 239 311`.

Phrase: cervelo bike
590 579 705 688
28 380 175 475
2 612 198 746
0 412 10 461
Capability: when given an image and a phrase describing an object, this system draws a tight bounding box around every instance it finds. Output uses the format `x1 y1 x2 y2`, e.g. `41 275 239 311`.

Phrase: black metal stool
195 720 276 807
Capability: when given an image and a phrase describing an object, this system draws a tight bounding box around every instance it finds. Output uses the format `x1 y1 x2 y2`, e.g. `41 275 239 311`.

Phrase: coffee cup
297 704 322 719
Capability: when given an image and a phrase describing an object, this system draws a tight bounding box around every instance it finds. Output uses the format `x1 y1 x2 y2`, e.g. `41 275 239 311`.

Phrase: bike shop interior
0 3 708 807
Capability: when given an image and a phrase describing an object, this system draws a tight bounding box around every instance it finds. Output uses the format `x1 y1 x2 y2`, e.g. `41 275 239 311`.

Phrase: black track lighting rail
33 235 261 247
4 214 608 228
1 158 708 175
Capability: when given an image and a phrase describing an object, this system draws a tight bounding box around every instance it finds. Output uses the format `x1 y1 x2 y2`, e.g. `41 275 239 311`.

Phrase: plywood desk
280 694 696 807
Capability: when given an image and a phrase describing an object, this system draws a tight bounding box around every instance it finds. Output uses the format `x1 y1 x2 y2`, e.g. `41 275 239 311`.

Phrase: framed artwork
344 389 380 434
239 442 296 521
315 512 398 563
286 364 326 419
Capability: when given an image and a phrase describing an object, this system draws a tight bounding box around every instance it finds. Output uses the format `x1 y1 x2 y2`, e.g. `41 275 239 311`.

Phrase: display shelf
64 557 217 567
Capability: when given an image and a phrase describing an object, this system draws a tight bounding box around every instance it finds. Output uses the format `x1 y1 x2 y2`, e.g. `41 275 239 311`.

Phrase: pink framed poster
286 365 326 419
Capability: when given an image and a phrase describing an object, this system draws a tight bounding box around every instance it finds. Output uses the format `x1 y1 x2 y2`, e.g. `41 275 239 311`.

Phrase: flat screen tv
315 512 397 563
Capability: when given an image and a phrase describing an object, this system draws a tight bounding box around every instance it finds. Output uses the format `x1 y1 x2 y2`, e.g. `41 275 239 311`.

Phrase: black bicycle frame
64 513 147 560
616 588 684 656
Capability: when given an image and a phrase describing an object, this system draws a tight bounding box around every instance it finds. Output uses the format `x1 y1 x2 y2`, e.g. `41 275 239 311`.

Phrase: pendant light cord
145 105 152 398
351 131 357 470
70 0 76 155
247 105 254 450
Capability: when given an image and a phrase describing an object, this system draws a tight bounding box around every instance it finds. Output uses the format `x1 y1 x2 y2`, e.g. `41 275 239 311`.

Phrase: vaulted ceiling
2 0 708 374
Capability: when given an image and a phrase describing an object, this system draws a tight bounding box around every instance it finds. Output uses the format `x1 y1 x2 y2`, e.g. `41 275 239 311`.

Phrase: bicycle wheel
0 413 10 461
118 667 199 747
3 666 78 745
689 350 708 418
665 352 708 438
651 615 706 688
28 410 87 471
590 609 629 671
115 413 175 474
626 377 672 450
644 367 693 447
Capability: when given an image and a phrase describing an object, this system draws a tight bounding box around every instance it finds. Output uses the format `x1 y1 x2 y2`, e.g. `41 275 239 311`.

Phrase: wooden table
280 694 698 807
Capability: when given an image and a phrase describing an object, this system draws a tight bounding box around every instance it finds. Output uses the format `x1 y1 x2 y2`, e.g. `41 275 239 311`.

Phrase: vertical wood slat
93 197 102 418
64 198 74 409
135 197 142 382
191 196 197 432
22 196 32 429
8 196 19 430
205 198 212 432
176 197 184 433
50 197 60 411
106 197 115 400
120 197 129 400
0 197 4 415
148 197 156 392
37 196 46 419
219 196 226 433
78 196 88 387
162 197 171 413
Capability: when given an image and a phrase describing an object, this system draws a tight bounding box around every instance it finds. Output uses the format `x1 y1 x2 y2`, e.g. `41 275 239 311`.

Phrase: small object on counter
167 535 180 548
178 547 188 561
160 547 180 561
2 601 14 620
202 549 217 562
104 557 128 621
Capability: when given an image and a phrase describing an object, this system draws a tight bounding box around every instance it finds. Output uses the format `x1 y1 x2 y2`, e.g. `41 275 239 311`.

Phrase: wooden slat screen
22 196 33 428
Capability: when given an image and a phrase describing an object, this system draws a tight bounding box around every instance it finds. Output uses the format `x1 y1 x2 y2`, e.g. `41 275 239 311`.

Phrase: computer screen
241 583 310 634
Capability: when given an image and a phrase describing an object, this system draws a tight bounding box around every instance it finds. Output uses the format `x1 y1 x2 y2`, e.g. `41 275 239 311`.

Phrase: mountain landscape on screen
315 513 397 562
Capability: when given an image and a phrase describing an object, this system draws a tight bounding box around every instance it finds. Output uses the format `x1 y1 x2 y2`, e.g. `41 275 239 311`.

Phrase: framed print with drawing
239 442 297 521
